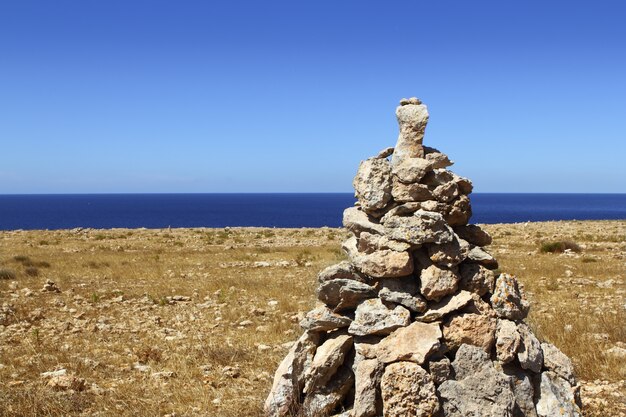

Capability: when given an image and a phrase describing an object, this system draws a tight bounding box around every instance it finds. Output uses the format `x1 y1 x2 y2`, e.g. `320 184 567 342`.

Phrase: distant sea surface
0 193 624 231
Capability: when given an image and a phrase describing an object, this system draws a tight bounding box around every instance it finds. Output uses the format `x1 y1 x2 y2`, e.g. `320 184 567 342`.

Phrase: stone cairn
265 98 582 417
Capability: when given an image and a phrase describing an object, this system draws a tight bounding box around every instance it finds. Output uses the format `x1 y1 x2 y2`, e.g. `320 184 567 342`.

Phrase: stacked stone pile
265 98 582 417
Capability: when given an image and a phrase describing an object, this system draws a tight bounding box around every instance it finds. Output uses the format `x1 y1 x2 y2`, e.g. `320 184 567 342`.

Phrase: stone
416 290 473 322
302 365 354 417
467 245 498 269
375 321 441 364
535 371 582 417
391 180 434 202
47 374 86 391
318 261 368 284
502 365 538 417
459 262 496 296
317 279 376 311
376 146 394 159
300 305 352 332
464 293 498 317
353 158 393 212
426 235 467 267
495 319 521 364
357 231 411 253
419 264 459 301
517 323 543 373
433 181 459 203
453 174 474 195
265 331 320 417
444 194 472 226
541 342 576 385
384 210 454 246
375 276 420 295
380 362 440 417
343 236 413 278
391 102 429 165
443 313 496 352
491 274 530 320
348 298 410 336
454 224 492 246
423 146 453 168
438 344 516 417
343 207 385 236
41 279 61 293
353 359 383 417
391 157 432 183
428 357 452 385
378 287 427 313
353 335 384 365
380 202 422 223
304 334 353 394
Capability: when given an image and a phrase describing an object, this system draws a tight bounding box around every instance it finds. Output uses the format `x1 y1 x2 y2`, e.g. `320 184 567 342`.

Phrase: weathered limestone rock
380 362 440 417
383 210 454 246
433 181 459 203
541 342 576 385
353 359 383 417
467 245 498 269
424 146 453 168
378 287 427 313
428 357 452 385
419 264 460 301
304 334 353 394
348 298 410 336
391 157 432 183
491 273 530 320
317 279 377 311
459 262 496 296
416 290 473 322
375 276 420 295
454 224 492 246
343 236 413 278
318 261 367 283
426 235 467 267
438 344 516 417
517 323 543 373
375 321 442 364
300 305 352 332
343 207 385 236
357 231 411 253
391 101 429 165
444 194 472 226
535 371 582 417
302 365 354 417
391 180 434 202
443 313 496 352
376 146 394 159
496 319 521 364
353 158 393 212
265 331 320 417
503 365 538 417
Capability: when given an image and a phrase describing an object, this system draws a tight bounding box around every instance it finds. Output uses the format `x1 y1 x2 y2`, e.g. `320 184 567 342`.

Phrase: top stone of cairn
391 97 429 165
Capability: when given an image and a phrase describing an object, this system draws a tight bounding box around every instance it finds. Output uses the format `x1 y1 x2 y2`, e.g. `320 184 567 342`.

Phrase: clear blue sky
1 1 625 193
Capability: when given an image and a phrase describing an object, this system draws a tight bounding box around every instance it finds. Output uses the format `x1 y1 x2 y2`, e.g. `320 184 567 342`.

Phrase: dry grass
0 221 624 416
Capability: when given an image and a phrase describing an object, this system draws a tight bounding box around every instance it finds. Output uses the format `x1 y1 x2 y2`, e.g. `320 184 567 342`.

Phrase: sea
0 193 624 231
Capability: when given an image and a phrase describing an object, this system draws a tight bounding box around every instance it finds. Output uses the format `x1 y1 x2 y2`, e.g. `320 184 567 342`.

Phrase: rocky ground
0 221 624 416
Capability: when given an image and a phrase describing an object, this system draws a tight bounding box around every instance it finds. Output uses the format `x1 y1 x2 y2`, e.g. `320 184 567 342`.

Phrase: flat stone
416 290 473 322
375 147 394 159
541 342 576 385
419 264 460 301
491 273 530 320
535 371 582 417
304 334 353 394
423 146 453 168
316 279 376 311
357 231 411 253
438 344 516 417
467 245 498 269
300 305 352 332
380 362 440 417
348 298 410 336
375 321 441 364
459 262 496 296
443 313 496 352
495 319 521 364
384 210 454 246
375 276 420 295
391 157 433 183
454 224 492 246
343 207 385 236
378 287 427 313
318 261 368 284
343 236 413 278
353 359 383 417
264 331 321 417
391 103 429 165
391 180 434 203
517 323 543 373
353 158 393 212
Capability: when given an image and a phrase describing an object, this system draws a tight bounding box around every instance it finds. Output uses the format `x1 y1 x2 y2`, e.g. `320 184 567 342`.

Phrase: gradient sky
1 1 625 193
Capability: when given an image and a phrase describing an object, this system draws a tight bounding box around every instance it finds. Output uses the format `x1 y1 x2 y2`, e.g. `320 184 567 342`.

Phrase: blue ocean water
0 193 624 230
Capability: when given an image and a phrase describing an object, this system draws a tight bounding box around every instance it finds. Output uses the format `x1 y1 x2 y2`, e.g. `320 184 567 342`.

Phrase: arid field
0 221 624 417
